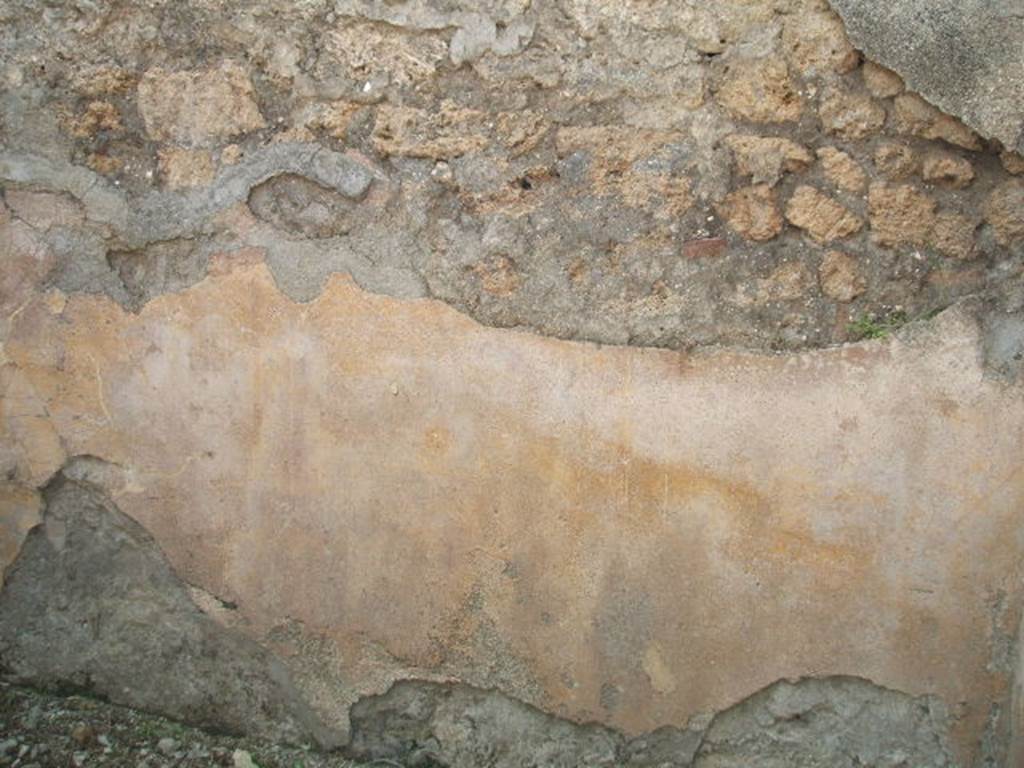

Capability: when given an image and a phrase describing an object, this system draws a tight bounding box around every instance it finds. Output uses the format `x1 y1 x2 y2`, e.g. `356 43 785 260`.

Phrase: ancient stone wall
1 1 1022 766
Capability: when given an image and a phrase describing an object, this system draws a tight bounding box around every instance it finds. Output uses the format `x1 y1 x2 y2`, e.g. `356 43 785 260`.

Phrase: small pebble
157 737 178 755
71 723 96 747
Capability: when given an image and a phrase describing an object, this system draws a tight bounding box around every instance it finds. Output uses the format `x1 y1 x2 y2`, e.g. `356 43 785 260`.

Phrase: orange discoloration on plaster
1 259 1022 761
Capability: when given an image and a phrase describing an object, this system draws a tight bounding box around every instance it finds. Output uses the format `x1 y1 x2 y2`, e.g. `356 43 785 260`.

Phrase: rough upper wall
0 0 1022 351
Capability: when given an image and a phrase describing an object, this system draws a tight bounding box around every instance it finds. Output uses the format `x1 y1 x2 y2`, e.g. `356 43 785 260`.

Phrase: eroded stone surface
694 677 954 767
818 250 866 302
137 64 266 148
0 0 1021 353
349 681 623 767
725 135 813 187
785 185 862 244
0 260 1020 764
347 676 953 768
0 467 335 746
716 184 783 242
817 146 867 193
985 181 1024 247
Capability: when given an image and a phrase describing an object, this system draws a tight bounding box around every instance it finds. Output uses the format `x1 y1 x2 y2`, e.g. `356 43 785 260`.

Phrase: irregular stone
818 88 886 140
693 677 954 767
816 147 866 193
458 14 535 65
158 148 215 190
758 261 813 302
0 0 1014 364
554 125 682 169
247 174 361 239
67 101 121 139
554 125 693 216
86 153 121 176
717 57 802 123
70 724 96 747
725 135 813 186
873 142 917 179
1000 151 1024 176
309 101 362 141
781 8 859 75
868 182 937 247
984 180 1024 246
893 93 983 151
784 185 862 244
932 211 977 260
921 151 975 189
372 102 491 159
818 250 865 302
137 64 266 147
716 184 783 241
620 171 694 219
320 21 448 86
70 66 134 97
0 471 337 747
861 60 904 98
827 0 1024 151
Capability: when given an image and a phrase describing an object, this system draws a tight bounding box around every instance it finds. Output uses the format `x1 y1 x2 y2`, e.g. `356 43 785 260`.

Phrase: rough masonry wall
1 1 1023 766
1 0 1022 351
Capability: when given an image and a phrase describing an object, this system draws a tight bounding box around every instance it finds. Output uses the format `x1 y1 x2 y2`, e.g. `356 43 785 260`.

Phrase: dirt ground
0 684 369 768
